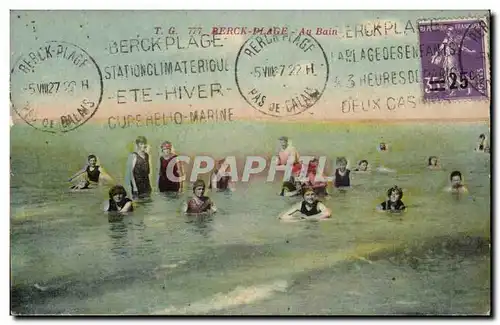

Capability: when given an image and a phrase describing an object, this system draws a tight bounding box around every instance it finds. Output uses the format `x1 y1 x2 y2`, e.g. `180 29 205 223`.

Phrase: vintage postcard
10 10 491 315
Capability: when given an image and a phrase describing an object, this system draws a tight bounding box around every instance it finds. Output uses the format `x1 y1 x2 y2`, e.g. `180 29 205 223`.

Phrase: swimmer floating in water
69 154 113 190
378 142 389 152
428 156 441 170
446 170 468 194
210 158 235 192
278 187 331 222
376 186 406 213
183 180 217 214
104 185 134 213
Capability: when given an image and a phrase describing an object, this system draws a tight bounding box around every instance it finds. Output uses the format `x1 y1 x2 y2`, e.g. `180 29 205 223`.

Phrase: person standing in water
275 136 300 171
69 154 113 189
376 186 406 212
158 141 185 194
128 136 152 199
475 134 488 152
446 171 468 193
104 185 134 213
278 187 331 222
183 180 217 214
210 158 235 192
333 157 351 188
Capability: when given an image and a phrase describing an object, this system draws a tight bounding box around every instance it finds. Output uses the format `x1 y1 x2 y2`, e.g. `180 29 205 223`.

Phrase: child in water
333 157 351 188
428 156 441 170
104 185 134 213
278 187 331 222
128 136 152 199
210 158 235 192
69 154 113 189
183 180 217 214
158 141 185 193
376 186 406 212
378 142 388 152
446 171 468 193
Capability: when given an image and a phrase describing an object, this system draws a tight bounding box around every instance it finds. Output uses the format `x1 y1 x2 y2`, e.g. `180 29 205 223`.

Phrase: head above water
479 134 486 140
336 157 348 170
193 179 206 196
109 185 127 201
278 136 289 149
428 156 438 166
87 154 97 165
161 141 173 154
387 186 403 202
358 159 369 170
302 186 317 203
450 170 463 187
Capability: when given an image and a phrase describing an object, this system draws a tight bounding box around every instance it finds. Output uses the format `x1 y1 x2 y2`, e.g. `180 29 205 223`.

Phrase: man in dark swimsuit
334 157 351 188
279 187 331 221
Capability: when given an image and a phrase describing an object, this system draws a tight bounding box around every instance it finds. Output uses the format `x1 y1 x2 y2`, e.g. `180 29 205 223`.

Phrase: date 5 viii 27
425 72 472 93
25 80 90 95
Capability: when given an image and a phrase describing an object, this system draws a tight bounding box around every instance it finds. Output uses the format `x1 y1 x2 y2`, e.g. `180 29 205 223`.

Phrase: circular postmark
10 40 103 133
235 32 329 117
459 19 489 97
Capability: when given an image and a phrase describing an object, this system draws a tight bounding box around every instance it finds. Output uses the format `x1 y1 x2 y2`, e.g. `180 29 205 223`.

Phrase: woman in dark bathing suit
158 141 185 194
279 187 331 222
129 136 152 199
183 180 217 214
104 185 134 213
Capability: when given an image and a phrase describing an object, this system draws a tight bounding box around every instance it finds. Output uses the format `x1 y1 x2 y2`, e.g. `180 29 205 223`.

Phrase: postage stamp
10 10 491 316
418 18 489 102
10 40 103 133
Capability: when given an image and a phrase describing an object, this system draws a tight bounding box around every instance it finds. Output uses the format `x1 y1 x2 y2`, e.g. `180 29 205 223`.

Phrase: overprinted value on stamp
418 18 489 102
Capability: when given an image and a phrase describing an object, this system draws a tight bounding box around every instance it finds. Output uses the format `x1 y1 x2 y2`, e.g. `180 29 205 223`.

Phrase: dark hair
279 136 289 142
109 185 127 199
135 136 148 145
302 186 315 196
387 186 403 199
88 154 97 161
450 170 462 181
193 179 206 193
359 159 369 165
479 134 485 139
428 156 438 166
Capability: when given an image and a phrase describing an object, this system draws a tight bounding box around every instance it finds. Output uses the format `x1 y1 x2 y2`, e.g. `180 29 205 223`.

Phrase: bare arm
98 167 114 183
278 202 302 221
119 201 133 213
210 201 217 213
210 172 218 191
182 201 188 214
69 167 87 182
177 160 185 192
130 154 138 191
103 201 110 212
